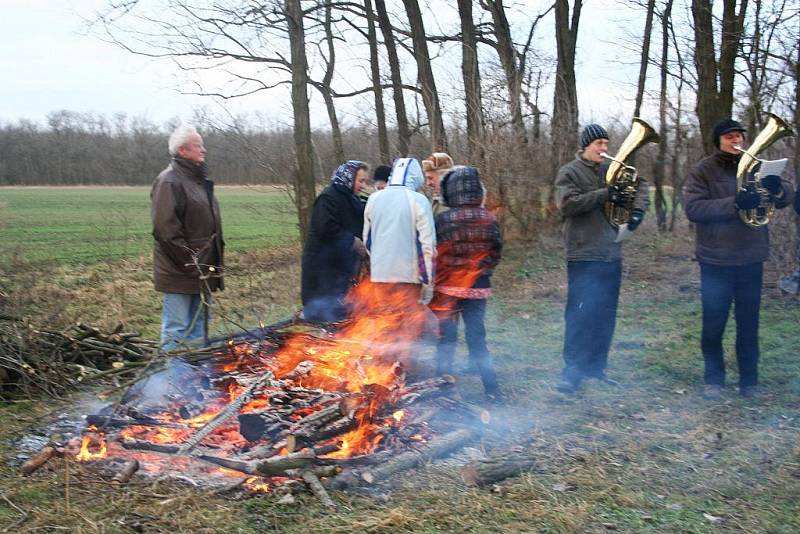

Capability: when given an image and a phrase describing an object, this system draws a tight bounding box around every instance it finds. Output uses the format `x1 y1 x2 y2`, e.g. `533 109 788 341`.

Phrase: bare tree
458 0 486 165
401 0 448 150
318 2 346 163
691 0 748 154
364 0 391 163
653 0 675 231
634 0 657 118
375 0 411 155
552 0 582 170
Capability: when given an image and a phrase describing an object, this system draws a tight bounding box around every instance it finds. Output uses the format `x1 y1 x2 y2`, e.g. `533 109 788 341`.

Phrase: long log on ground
360 428 477 485
178 372 278 454
433 397 492 425
86 415 188 430
255 446 339 476
20 446 63 475
301 470 336 508
460 452 539 487
197 455 256 474
120 439 179 454
111 459 140 486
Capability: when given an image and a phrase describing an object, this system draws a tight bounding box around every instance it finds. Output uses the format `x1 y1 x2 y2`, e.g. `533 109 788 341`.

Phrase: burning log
19 446 63 476
360 428 477 485
199 444 340 477
283 360 314 381
111 459 140 486
286 416 357 453
237 412 290 442
120 439 179 454
178 372 279 454
86 415 188 430
459 452 539 487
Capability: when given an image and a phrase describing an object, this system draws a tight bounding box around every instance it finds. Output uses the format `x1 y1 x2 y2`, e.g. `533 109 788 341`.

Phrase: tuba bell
601 118 661 226
735 113 795 228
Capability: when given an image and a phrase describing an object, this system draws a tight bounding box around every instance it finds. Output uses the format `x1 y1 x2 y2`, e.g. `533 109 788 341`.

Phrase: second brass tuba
601 118 661 226
735 113 795 228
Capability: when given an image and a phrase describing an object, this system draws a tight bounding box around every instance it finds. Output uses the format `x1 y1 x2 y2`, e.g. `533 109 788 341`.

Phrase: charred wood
19 446 63 475
460 452 539 487
111 459 140 486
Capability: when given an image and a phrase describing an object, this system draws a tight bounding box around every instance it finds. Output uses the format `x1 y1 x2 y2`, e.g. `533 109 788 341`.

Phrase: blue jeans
160 293 210 351
562 260 622 384
700 262 762 387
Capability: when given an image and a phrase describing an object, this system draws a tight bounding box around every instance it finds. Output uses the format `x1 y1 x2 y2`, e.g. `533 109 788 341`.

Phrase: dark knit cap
580 124 609 148
712 118 746 148
372 165 391 183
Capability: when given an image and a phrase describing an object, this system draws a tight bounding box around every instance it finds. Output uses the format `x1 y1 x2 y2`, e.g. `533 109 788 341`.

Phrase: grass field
2 187 800 532
0 186 298 266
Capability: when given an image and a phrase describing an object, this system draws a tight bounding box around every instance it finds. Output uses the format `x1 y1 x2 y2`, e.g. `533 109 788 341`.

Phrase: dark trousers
562 260 622 384
432 294 499 394
700 262 762 387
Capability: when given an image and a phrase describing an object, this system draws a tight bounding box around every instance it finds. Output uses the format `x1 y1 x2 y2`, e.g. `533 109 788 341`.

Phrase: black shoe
555 378 580 395
591 373 622 387
703 384 723 400
740 385 760 398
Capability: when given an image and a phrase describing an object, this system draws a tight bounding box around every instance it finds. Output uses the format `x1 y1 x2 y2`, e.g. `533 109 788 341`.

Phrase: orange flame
75 434 107 462
244 476 270 493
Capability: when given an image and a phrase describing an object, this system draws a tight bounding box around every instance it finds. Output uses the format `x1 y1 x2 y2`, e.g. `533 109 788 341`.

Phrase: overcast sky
0 0 654 129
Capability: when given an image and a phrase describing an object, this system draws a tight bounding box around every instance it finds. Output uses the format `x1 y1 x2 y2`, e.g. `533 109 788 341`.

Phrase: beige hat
422 152 454 172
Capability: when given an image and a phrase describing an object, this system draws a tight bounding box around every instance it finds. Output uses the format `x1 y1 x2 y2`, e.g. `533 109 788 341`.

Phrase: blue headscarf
331 160 365 193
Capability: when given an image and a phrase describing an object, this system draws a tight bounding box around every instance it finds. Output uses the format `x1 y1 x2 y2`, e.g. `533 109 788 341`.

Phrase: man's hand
760 174 782 195
607 185 631 206
352 237 367 258
627 208 645 231
735 188 761 210
419 284 433 305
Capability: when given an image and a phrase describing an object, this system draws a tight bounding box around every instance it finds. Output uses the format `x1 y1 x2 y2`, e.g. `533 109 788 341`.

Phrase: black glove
607 185 631 206
735 188 761 210
627 208 645 231
760 174 782 195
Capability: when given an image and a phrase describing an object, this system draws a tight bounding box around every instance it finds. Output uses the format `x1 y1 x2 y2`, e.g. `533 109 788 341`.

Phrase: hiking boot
703 384 723 400
555 378 580 395
740 385 760 398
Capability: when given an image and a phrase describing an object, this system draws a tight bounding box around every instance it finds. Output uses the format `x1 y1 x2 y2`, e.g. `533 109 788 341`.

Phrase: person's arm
151 179 194 271
414 195 436 286
554 167 607 217
683 165 738 223
362 196 373 255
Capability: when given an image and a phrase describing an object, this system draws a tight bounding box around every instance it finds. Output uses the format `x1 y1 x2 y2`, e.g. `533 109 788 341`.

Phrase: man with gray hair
151 125 224 351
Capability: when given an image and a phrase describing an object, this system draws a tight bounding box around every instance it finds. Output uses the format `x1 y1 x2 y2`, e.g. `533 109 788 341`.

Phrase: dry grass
2 218 800 532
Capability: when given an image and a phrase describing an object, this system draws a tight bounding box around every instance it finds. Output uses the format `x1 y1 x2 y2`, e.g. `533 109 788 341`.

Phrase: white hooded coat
363 158 436 285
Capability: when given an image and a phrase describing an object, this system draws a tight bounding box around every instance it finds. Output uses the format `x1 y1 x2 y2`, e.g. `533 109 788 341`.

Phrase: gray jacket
554 152 649 262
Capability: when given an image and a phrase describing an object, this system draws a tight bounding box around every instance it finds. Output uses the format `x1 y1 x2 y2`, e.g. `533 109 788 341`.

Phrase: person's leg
700 263 735 386
462 298 499 395
734 262 763 389
587 260 622 377
161 293 194 351
432 293 459 376
562 261 593 386
185 293 211 347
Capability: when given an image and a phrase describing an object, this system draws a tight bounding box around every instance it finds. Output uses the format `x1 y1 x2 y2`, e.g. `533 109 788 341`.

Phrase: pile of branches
0 314 158 397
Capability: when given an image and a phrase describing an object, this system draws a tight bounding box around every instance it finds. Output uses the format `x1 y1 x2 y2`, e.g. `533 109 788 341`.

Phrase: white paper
615 223 632 243
757 158 788 178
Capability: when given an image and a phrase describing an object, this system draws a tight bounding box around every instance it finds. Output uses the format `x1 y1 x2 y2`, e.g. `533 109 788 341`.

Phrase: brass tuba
735 113 795 228
601 118 661 226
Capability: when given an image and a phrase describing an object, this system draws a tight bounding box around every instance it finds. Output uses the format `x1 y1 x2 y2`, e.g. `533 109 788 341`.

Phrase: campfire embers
53 282 487 502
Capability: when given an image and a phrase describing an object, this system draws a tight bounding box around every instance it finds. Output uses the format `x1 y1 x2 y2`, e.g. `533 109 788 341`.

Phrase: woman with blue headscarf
301 160 369 322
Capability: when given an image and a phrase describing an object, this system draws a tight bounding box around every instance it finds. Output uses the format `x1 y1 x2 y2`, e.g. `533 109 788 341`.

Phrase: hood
441 166 484 208
388 158 424 190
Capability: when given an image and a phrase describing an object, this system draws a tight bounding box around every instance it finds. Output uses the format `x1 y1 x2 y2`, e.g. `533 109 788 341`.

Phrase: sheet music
757 158 788 178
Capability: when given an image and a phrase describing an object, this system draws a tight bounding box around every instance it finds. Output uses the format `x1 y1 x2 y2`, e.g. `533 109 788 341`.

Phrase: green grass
0 186 298 267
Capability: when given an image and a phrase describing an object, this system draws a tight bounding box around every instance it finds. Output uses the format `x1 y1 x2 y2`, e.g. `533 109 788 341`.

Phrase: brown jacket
554 152 649 262
151 158 224 294
684 150 794 266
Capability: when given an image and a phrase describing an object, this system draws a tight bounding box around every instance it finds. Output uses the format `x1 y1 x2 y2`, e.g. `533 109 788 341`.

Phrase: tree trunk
654 0 674 231
552 0 582 171
365 0 390 163
482 0 528 147
691 0 748 154
458 0 486 165
287 0 317 243
634 0 656 118
375 0 411 156
401 0 448 151
321 4 345 163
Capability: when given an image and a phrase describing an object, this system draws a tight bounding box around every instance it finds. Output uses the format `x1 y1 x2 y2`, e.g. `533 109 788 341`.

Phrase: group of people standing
300 155 504 402
149 118 796 404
